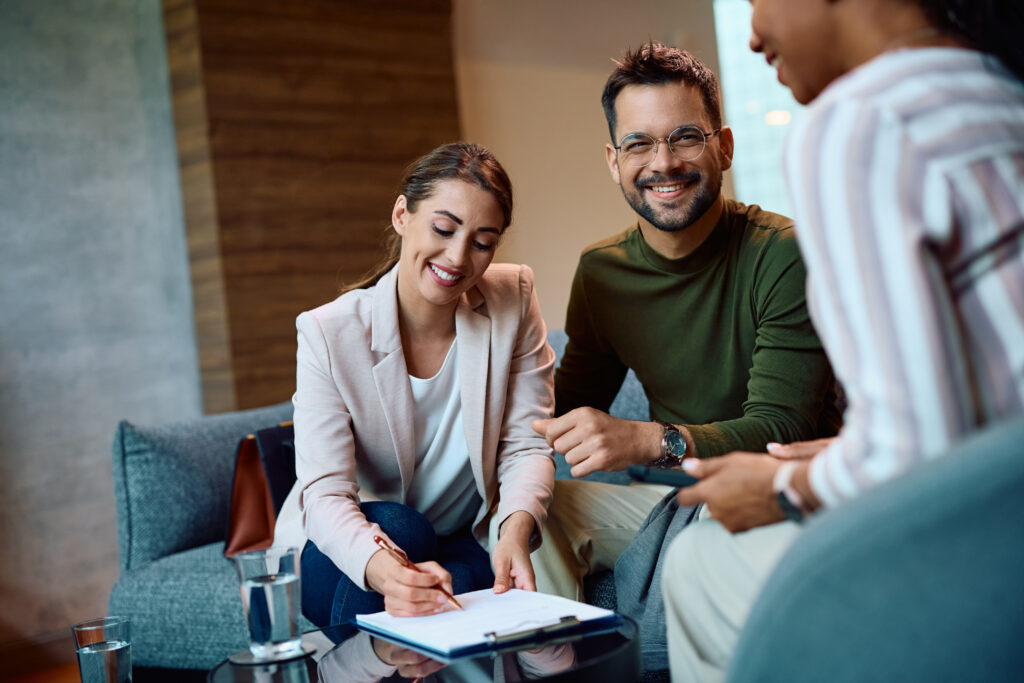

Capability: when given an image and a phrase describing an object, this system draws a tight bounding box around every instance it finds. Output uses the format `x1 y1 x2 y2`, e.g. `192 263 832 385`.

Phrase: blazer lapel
370 266 416 494
455 288 491 493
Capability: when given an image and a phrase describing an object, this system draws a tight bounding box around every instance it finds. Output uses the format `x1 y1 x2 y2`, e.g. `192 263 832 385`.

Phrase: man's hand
531 408 662 477
675 453 785 532
492 510 536 593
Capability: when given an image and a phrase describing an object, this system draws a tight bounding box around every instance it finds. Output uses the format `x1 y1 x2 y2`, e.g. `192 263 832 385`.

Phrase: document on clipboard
354 588 619 658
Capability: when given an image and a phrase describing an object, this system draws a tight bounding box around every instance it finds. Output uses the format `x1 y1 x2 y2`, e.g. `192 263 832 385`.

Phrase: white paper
354 588 615 655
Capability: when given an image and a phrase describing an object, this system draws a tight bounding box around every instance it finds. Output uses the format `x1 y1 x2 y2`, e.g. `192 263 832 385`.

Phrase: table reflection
312 629 576 682
210 618 637 683
237 658 314 683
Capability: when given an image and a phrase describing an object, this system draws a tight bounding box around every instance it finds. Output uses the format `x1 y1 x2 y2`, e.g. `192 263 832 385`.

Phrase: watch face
664 428 687 459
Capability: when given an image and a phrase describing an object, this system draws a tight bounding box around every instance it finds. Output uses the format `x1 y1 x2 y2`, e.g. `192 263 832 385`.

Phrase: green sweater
556 199 840 459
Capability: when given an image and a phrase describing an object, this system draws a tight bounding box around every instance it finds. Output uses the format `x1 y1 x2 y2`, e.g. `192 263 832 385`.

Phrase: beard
622 170 721 233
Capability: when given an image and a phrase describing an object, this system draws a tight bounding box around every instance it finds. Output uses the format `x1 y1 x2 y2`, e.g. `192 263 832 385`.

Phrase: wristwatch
652 421 687 467
773 461 806 522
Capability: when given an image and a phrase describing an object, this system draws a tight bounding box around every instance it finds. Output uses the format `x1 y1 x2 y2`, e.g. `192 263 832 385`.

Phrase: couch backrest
111 401 293 571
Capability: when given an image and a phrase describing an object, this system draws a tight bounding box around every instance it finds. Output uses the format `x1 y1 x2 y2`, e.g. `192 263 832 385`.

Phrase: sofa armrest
727 417 1024 682
111 402 293 572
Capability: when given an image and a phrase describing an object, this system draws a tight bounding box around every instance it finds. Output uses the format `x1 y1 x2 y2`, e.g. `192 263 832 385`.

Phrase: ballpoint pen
373 535 464 610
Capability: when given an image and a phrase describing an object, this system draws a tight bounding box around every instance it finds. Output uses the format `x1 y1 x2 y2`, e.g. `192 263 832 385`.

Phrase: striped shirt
784 48 1024 507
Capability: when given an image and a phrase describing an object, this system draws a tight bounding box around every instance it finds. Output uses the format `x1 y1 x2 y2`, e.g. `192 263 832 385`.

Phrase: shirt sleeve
493 265 557 549
554 258 630 416
293 311 390 591
685 228 840 458
785 96 975 507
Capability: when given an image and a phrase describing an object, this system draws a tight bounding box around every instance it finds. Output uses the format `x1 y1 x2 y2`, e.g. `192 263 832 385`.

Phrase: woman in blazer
274 142 556 629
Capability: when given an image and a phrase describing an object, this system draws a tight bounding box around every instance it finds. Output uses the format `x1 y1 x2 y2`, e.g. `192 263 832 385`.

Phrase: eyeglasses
614 126 720 167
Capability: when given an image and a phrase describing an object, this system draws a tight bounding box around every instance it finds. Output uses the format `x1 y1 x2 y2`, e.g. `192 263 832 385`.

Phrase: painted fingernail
682 458 698 471
766 442 781 452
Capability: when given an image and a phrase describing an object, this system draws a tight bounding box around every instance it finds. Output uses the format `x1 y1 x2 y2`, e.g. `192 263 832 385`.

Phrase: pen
373 535 464 610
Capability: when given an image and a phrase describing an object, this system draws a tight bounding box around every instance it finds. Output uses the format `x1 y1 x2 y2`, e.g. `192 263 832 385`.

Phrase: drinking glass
235 546 303 659
71 616 132 683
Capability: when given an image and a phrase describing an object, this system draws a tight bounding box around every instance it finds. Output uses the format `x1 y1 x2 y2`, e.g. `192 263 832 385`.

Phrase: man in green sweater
531 43 839 670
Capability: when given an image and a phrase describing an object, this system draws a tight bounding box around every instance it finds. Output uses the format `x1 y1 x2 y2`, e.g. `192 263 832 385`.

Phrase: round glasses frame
614 126 721 167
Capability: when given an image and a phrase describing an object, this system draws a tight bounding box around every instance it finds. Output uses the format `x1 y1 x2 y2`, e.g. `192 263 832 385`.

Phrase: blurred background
0 0 799 675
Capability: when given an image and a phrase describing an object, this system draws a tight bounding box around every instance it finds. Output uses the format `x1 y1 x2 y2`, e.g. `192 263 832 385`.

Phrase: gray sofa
108 330 647 669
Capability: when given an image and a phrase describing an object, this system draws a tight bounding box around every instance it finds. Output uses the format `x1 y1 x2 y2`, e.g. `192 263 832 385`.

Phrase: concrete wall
0 0 199 669
453 0 727 330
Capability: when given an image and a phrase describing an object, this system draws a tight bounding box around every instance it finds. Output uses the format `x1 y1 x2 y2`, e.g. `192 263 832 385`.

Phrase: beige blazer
274 263 556 589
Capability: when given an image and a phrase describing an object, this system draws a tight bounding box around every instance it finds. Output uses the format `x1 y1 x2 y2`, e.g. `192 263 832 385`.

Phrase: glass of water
71 616 131 683
234 546 303 659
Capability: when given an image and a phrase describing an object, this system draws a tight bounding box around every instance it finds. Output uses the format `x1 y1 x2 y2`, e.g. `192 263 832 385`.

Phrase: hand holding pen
371 535 464 613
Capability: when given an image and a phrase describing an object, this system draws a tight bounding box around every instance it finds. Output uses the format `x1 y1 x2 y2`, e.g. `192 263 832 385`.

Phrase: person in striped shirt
660 0 1024 679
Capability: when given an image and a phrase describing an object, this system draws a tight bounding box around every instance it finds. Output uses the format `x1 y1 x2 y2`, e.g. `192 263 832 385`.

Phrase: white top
784 48 1024 507
405 340 481 535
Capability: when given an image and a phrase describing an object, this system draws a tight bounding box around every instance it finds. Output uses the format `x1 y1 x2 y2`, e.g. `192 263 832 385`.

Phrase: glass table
208 617 639 682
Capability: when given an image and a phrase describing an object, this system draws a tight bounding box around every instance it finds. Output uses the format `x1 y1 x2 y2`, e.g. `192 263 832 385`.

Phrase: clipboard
353 588 622 659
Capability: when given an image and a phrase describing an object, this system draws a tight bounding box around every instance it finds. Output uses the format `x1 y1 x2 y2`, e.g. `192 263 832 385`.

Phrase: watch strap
773 461 806 522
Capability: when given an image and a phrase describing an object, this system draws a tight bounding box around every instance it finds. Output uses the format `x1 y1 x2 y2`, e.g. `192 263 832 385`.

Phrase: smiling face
748 0 846 105
392 179 504 316
605 82 733 234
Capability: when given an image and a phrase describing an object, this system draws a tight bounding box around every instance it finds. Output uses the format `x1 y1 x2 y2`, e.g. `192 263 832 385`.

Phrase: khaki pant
663 505 802 682
531 479 674 601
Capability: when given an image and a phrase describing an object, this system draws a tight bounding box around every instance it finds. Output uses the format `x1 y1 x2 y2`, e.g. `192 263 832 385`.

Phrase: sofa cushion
109 541 315 669
112 402 293 571
585 570 617 611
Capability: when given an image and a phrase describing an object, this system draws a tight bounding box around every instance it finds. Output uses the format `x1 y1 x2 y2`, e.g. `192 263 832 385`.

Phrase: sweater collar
634 201 733 275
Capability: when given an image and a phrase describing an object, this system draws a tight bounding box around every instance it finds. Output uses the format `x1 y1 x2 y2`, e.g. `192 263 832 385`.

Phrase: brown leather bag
224 422 295 558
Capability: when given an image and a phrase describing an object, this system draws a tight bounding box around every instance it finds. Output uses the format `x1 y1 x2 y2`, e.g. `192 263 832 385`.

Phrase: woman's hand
365 549 455 617
492 510 536 593
766 437 836 460
675 453 785 532
371 637 447 678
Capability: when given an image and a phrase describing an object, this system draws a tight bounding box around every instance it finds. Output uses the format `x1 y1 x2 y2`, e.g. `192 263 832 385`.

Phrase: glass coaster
228 642 316 665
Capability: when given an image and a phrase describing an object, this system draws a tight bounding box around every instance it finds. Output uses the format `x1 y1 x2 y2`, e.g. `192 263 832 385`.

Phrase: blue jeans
300 501 494 627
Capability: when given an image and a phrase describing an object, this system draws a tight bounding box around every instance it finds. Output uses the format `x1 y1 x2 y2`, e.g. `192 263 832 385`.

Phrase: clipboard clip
484 616 581 645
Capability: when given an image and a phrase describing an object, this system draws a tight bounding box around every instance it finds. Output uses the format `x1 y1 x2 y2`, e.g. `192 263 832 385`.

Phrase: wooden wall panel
163 0 236 412
165 0 461 411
